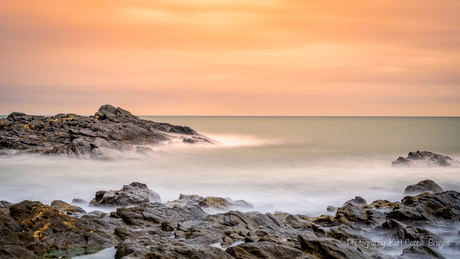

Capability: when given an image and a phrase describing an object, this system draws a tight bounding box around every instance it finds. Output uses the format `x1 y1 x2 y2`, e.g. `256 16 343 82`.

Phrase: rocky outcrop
0 104 214 159
404 179 444 195
3 180 460 258
90 182 161 207
343 196 367 206
392 151 458 167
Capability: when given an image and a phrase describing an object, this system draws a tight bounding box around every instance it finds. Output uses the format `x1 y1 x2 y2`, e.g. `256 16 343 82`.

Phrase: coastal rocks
165 194 254 212
400 246 447 259
388 191 460 223
404 179 444 195
0 200 118 258
226 242 306 259
90 182 161 207
392 151 458 167
0 104 214 159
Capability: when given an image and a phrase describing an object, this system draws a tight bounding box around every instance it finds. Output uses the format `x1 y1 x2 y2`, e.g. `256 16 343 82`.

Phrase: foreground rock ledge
0 104 214 159
2 179 460 259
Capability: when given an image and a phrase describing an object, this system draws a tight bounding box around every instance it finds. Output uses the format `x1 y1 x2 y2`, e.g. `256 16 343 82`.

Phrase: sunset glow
1 0 459 115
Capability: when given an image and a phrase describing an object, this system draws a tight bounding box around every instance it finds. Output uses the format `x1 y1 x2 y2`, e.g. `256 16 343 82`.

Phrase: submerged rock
392 151 458 167
90 182 161 207
404 179 444 195
0 104 214 159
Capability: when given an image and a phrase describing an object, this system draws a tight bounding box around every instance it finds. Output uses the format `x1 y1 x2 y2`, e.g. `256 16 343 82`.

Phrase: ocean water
0 116 459 216
1 116 460 258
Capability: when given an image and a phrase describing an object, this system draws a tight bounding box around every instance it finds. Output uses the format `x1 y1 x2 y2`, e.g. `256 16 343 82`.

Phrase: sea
1 116 460 258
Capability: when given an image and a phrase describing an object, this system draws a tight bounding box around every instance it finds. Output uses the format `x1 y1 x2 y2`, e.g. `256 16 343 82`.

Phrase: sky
0 0 459 116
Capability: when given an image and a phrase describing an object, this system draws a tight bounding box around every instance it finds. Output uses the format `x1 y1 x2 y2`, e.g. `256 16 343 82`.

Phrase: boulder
404 180 444 195
166 194 254 212
343 196 367 206
90 182 161 207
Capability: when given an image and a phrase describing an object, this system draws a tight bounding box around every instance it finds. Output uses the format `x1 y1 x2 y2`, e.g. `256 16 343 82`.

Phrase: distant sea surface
1 116 460 216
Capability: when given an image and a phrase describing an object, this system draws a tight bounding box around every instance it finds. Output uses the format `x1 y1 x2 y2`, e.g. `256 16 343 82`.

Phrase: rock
397 226 444 245
51 200 86 215
0 200 118 257
327 206 337 213
166 194 254 212
388 190 460 222
0 200 12 214
404 179 444 195
90 182 161 207
392 151 458 167
336 204 367 222
297 236 375 259
0 104 214 159
343 196 367 206
401 245 447 259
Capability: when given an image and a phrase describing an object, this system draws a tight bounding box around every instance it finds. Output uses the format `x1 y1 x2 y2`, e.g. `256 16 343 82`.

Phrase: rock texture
90 182 161 207
3 180 460 258
404 179 444 195
392 151 458 167
0 104 214 159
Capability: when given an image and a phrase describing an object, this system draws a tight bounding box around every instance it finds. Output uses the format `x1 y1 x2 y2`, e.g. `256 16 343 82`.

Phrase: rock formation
392 151 458 167
0 104 214 159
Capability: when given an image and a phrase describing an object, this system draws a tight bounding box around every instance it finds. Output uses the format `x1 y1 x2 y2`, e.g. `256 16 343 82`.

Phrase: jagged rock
392 151 458 167
397 226 444 245
388 191 460 222
404 179 444 195
0 104 214 159
327 206 338 213
343 196 367 206
198 197 233 211
51 200 86 215
297 236 375 259
90 182 161 207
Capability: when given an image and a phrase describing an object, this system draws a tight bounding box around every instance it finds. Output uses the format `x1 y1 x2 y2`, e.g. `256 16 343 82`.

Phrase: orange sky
1 0 459 115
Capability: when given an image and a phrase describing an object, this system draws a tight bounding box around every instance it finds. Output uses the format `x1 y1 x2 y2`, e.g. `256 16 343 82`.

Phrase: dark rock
1 200 118 257
404 179 444 195
327 206 338 213
388 191 460 222
90 182 161 207
297 236 375 259
343 196 367 206
166 194 254 212
0 104 214 159
397 226 444 245
392 151 458 167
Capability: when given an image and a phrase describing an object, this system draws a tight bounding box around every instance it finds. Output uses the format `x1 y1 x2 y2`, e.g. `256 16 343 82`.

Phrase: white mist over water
1 116 460 217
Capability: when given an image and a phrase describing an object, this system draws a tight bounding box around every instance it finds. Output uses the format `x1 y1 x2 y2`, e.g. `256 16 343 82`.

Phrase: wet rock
297 236 375 259
388 191 460 222
51 200 86 215
397 226 444 245
392 151 458 167
198 197 233 211
90 182 161 207
0 200 12 214
0 104 214 159
0 200 118 257
343 196 367 206
336 204 367 222
404 179 444 195
327 206 338 213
